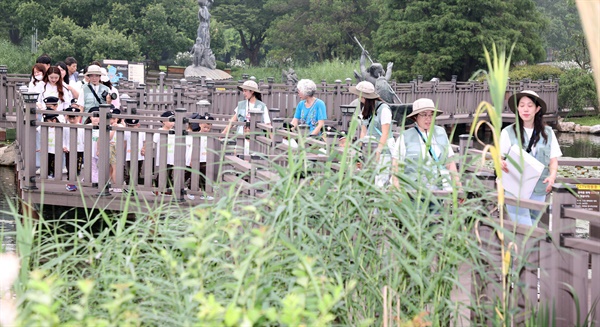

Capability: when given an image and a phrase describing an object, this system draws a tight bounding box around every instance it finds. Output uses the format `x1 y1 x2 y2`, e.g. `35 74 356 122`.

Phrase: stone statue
185 0 230 79
282 68 299 84
353 50 396 103
192 0 216 69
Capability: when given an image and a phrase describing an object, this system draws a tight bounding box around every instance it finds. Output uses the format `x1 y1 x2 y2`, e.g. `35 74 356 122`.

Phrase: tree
212 0 276 66
39 17 141 66
265 0 378 65
535 0 590 69
374 0 547 81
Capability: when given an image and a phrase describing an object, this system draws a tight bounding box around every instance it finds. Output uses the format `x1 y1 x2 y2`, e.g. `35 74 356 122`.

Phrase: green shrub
0 39 37 74
216 60 226 70
508 64 563 81
558 68 599 113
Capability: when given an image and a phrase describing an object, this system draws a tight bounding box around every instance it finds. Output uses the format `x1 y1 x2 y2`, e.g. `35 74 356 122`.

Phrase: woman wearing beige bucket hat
75 64 112 112
223 80 271 135
500 90 562 226
394 98 461 193
350 81 395 188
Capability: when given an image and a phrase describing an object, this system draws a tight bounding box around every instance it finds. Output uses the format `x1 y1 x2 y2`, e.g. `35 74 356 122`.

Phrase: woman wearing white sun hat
350 80 396 188
223 80 271 135
500 90 562 226
395 98 461 192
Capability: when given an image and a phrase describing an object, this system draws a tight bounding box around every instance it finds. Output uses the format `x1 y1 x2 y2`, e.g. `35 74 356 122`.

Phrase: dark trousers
154 164 174 189
65 152 84 175
47 153 55 176
125 160 144 185
185 162 208 191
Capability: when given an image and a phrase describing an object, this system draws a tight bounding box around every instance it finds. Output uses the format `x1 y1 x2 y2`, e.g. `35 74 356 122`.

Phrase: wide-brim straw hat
237 80 262 93
406 98 443 118
85 65 103 76
507 90 547 115
349 81 380 99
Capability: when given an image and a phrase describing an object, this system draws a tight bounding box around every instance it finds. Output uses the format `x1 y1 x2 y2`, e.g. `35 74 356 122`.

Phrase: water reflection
0 166 17 252
557 132 600 158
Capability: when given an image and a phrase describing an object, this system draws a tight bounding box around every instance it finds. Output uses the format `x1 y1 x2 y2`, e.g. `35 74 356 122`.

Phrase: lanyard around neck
414 126 439 162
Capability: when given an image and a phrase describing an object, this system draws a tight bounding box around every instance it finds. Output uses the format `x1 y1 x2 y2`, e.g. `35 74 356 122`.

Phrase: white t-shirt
233 100 271 134
63 124 85 152
500 126 562 159
37 83 72 111
90 125 99 159
125 130 146 161
36 126 56 154
109 123 125 144
153 132 175 165
28 80 45 94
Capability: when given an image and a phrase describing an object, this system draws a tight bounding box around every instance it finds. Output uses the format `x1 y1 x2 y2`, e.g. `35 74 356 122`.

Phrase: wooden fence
1 67 560 130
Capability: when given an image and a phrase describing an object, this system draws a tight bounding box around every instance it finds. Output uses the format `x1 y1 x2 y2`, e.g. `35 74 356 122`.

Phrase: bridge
2 69 599 323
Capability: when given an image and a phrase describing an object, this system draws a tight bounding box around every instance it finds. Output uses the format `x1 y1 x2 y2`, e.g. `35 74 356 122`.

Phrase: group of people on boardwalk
26 54 561 225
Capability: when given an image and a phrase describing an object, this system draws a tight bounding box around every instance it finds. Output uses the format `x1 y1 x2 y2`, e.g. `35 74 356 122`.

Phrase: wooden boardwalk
2 71 599 324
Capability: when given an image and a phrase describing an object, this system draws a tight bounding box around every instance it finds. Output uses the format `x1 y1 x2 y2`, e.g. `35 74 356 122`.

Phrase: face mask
35 74 43 81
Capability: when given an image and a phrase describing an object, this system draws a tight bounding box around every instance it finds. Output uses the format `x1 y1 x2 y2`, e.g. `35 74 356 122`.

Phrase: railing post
136 84 145 107
204 135 220 195
159 71 165 91
172 108 187 201
540 184 582 323
249 109 263 155
22 92 39 191
0 66 7 120
96 104 112 196
334 79 342 117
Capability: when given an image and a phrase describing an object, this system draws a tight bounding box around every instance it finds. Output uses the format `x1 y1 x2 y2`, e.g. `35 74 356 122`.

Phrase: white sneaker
62 168 68 174
186 194 195 200
199 195 214 200
112 188 122 193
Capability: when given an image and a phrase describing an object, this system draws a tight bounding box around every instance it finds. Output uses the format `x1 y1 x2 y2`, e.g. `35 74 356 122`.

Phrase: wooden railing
1 67 560 129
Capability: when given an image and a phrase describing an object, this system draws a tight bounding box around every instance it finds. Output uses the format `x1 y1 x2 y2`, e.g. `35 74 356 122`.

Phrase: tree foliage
212 0 276 66
265 0 379 65
39 18 141 66
374 0 547 81
534 0 589 69
558 69 598 113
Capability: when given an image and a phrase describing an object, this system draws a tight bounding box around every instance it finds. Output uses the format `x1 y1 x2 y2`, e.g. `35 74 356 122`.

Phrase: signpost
101 59 146 85
576 184 600 212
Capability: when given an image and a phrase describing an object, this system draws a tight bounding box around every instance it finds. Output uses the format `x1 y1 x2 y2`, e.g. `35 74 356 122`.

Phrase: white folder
502 144 545 199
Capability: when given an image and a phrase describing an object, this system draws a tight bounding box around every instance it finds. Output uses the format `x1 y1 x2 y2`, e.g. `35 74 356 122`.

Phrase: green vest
402 125 451 190
362 101 394 141
83 83 110 112
237 99 267 122
505 124 553 196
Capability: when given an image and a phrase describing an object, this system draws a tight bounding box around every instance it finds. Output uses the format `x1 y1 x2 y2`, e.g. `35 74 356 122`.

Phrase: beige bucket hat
406 98 443 118
507 90 547 115
349 81 380 99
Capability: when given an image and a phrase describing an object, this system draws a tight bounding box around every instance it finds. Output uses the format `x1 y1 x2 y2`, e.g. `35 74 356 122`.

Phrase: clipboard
502 144 545 198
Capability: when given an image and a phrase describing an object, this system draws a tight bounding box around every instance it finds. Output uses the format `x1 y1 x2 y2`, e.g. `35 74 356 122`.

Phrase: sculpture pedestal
184 66 232 81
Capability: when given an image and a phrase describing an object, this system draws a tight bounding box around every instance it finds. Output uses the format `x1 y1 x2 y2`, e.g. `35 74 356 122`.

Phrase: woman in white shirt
37 66 72 115
500 90 562 226
223 80 271 135
351 81 395 188
395 98 460 193
28 63 46 94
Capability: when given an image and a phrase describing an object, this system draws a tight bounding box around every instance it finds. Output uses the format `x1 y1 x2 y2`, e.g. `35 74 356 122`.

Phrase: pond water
0 165 17 252
556 132 600 158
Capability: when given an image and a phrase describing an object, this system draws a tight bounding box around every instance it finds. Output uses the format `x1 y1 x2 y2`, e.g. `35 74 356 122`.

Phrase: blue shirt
293 98 327 133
